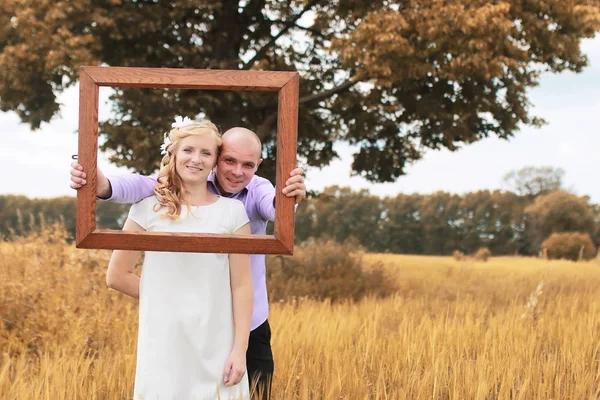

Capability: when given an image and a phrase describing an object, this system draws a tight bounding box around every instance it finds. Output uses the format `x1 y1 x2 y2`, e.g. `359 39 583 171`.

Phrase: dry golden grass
2 226 600 399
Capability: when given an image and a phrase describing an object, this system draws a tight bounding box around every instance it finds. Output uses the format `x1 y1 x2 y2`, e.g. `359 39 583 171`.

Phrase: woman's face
174 135 219 185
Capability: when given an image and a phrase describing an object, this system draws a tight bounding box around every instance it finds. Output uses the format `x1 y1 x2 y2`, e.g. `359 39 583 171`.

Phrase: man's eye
225 159 234 164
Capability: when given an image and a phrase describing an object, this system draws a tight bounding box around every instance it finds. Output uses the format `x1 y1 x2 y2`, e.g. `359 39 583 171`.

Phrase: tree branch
242 0 322 69
255 113 278 141
299 79 359 105
268 18 327 38
254 77 362 140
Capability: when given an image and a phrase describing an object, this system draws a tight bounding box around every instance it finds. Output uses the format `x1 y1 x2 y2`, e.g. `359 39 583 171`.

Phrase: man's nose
233 164 243 175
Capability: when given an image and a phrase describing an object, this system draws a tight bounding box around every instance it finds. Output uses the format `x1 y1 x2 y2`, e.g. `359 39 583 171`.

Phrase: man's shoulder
247 175 275 191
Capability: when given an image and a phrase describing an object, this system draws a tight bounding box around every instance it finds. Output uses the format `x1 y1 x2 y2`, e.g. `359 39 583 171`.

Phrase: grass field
2 226 600 399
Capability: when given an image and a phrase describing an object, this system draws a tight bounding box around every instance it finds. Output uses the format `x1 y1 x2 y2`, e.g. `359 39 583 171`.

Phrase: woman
106 118 252 400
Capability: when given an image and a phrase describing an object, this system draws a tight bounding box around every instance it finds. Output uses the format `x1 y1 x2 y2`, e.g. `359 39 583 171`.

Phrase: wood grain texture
274 73 299 254
76 68 99 245
82 66 296 91
76 231 291 254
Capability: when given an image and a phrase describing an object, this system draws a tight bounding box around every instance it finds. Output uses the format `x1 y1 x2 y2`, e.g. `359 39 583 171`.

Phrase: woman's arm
223 222 252 386
106 218 144 298
229 222 253 351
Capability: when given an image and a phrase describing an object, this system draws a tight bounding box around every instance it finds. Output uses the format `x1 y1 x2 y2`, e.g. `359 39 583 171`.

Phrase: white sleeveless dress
127 196 250 400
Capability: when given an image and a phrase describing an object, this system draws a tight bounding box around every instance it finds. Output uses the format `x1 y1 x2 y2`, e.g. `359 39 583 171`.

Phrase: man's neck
214 179 235 198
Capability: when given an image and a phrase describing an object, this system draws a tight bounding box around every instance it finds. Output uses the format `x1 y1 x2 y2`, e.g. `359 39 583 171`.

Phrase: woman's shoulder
130 195 160 213
216 196 245 209
214 197 249 231
213 197 247 219
135 195 160 206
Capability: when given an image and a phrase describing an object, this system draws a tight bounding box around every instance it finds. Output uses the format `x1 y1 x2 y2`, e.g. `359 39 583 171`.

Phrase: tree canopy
502 166 565 198
2 0 600 181
525 190 598 250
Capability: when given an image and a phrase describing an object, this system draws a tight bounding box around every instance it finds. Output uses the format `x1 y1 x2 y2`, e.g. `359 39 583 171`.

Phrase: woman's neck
180 182 218 206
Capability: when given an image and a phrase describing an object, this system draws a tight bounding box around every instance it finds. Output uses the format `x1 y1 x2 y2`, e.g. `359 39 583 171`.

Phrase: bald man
70 127 306 399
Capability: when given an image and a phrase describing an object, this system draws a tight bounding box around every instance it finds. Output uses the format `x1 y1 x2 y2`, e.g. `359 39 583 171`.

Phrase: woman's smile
186 165 204 173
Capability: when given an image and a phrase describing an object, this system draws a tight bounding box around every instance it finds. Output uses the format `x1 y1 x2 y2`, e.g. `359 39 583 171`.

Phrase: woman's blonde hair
153 120 222 219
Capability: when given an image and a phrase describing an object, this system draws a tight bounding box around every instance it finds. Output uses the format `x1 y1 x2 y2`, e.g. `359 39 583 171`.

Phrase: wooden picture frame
76 66 298 254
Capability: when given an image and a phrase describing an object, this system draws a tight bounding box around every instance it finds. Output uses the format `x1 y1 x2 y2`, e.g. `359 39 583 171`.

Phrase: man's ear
256 158 263 169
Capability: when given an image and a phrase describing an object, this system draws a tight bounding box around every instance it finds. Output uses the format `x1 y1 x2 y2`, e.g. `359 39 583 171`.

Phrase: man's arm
255 179 277 222
70 161 157 203
258 167 306 221
103 174 158 203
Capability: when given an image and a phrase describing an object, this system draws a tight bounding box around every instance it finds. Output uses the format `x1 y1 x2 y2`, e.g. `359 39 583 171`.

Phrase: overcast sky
1 37 599 202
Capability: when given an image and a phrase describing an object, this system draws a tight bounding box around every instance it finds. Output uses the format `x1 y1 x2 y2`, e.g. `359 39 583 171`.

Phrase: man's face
215 139 262 195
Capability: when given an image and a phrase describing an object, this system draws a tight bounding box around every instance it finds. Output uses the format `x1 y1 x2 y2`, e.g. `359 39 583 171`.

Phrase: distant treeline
294 186 600 256
0 195 129 239
1 187 598 256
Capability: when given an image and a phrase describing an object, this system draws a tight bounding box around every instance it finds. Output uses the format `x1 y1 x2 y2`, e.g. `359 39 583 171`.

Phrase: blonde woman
106 118 252 400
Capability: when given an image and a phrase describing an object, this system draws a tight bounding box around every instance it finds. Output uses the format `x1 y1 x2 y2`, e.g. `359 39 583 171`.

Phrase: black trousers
246 319 274 400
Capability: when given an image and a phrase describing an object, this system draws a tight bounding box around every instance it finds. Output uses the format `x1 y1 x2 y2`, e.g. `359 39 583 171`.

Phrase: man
71 126 306 399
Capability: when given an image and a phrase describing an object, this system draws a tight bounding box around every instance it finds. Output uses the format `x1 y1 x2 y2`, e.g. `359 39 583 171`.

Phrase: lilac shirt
106 172 275 331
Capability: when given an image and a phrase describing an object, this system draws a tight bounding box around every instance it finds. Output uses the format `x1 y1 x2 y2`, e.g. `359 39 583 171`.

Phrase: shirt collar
208 170 248 197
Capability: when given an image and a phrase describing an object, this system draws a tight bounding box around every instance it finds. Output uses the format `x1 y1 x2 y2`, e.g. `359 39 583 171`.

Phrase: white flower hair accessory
161 116 194 155
171 115 194 129
160 134 171 156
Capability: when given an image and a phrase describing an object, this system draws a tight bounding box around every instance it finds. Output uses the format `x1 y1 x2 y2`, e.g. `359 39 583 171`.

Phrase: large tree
2 1 600 182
